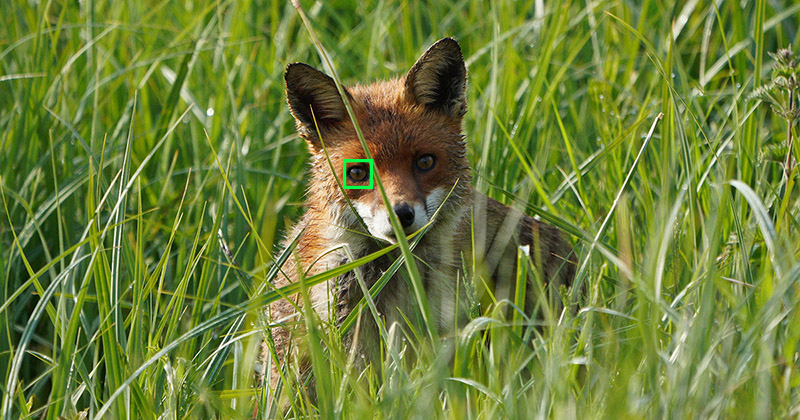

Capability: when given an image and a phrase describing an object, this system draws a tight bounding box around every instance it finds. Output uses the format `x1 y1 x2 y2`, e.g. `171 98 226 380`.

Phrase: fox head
285 38 471 244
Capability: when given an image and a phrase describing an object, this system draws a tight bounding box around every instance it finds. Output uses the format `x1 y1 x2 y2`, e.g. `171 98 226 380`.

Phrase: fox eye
347 166 369 183
416 154 436 171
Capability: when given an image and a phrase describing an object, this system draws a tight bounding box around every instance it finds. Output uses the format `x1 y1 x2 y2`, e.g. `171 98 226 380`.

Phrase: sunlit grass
2 0 800 419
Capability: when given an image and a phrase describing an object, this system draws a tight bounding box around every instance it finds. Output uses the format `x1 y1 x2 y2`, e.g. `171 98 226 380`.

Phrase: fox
262 37 576 396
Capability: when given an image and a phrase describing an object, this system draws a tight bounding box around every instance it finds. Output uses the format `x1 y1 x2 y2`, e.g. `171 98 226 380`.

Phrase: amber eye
416 154 436 171
347 166 369 183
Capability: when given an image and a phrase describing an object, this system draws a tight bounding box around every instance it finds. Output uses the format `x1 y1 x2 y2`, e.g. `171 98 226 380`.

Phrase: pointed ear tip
433 37 463 54
285 62 326 86
284 62 307 80
438 37 460 46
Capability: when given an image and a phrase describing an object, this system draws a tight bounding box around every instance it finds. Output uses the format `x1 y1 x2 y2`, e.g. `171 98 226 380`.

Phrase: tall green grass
2 0 800 418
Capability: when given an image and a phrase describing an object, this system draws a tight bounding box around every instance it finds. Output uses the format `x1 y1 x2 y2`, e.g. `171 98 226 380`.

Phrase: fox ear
405 37 467 118
285 63 350 148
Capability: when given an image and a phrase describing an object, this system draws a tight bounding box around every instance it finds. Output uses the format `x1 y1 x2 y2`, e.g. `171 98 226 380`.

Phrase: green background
2 0 800 418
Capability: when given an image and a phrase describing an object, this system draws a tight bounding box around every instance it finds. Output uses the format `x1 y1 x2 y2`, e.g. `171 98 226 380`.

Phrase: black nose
393 204 415 228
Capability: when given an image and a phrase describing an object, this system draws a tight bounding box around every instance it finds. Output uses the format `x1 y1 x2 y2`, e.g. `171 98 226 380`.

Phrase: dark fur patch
404 37 467 118
285 63 351 148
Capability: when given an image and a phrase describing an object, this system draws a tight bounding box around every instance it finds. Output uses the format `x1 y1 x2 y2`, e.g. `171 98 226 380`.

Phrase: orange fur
260 38 576 403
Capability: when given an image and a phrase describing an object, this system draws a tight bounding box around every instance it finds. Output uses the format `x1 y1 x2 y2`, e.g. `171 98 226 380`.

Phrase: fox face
340 137 456 243
285 38 472 244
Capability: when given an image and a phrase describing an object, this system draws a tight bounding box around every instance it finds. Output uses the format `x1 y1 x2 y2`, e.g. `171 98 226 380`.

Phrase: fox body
264 38 575 389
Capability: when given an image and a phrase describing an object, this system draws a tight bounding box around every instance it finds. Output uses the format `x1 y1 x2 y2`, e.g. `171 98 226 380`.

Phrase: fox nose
393 204 415 229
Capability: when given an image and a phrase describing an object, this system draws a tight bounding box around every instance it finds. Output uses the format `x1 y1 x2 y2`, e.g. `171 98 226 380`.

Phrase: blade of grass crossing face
292 1 437 341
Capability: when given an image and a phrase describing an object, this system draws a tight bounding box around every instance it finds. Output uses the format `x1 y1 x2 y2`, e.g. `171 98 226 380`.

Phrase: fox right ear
285 63 350 148
405 37 467 119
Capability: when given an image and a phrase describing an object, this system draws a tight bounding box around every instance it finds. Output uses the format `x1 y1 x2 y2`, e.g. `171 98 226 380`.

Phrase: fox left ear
285 62 351 149
405 37 467 119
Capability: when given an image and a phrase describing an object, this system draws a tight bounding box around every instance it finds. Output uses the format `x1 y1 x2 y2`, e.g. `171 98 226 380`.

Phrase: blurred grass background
2 0 800 418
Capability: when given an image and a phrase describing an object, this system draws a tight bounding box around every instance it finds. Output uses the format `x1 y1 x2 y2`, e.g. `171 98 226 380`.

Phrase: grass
2 0 800 418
